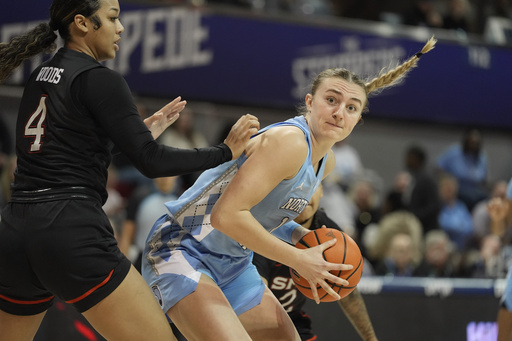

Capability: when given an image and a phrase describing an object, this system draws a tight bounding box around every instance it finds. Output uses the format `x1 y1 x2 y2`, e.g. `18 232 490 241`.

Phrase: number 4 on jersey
25 96 47 152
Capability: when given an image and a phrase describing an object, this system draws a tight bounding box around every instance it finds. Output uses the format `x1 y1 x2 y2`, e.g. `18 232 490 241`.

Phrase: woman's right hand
223 114 260 160
291 238 353 304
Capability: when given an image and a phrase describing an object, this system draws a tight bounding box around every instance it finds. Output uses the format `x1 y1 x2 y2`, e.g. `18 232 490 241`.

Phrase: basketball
290 228 363 302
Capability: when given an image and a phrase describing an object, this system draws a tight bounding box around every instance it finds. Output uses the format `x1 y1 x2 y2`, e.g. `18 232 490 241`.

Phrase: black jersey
12 48 231 204
253 210 341 318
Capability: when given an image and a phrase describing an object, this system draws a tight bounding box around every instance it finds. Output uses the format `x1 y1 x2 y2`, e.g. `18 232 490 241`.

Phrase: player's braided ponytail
0 0 102 83
302 36 437 116
0 23 57 83
365 36 437 96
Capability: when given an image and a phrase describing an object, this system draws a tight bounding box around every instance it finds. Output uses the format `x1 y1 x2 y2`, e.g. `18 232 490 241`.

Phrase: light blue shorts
142 241 265 317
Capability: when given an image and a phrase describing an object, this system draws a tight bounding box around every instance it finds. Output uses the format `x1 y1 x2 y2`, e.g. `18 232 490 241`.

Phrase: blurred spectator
486 178 512 255
487 178 512 240
461 234 507 278
329 0 383 21
158 107 209 193
327 138 364 191
438 174 474 251
442 0 474 32
472 179 508 239
366 210 424 270
319 183 357 237
436 128 489 211
118 176 179 272
402 0 444 28
347 178 381 257
380 171 410 217
403 145 441 234
414 229 461 277
373 232 419 277
459 178 512 280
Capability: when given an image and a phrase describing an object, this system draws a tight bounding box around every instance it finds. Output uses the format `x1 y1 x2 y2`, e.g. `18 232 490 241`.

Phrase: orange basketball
290 228 363 302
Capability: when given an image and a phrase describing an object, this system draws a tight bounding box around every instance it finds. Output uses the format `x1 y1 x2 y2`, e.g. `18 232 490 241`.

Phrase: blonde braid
365 36 437 95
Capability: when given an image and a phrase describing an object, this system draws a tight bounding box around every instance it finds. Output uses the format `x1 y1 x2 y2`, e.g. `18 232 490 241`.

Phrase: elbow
210 205 228 233
134 163 158 179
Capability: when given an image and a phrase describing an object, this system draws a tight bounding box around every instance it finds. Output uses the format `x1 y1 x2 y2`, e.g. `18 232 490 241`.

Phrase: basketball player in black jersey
0 0 258 340
253 184 378 341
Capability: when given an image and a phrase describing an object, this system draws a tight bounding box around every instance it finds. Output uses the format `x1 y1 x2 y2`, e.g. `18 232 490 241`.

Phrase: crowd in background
155 0 512 37
320 127 512 280
2 104 510 282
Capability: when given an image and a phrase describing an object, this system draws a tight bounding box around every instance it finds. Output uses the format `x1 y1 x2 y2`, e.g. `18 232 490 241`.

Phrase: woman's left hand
144 96 186 139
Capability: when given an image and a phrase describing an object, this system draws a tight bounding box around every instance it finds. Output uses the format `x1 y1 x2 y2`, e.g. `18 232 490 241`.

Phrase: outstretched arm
337 289 378 341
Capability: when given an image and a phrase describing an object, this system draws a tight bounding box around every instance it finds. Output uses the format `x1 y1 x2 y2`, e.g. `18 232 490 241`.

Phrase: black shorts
0 198 131 315
290 310 316 341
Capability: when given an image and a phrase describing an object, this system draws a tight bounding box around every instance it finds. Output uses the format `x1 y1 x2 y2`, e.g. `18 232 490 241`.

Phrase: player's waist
10 186 101 203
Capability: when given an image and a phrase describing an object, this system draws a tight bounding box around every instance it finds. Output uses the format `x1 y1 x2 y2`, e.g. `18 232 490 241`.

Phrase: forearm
132 143 232 178
212 210 301 268
290 224 311 245
337 289 378 341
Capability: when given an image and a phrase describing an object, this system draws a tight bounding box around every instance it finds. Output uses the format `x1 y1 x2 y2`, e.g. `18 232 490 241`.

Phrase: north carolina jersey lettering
280 197 309 213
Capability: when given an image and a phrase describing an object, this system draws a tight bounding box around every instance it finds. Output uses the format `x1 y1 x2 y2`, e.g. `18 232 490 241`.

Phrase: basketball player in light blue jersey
143 37 437 340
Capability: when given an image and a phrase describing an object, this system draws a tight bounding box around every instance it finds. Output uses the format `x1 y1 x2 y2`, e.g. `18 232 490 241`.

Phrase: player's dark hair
0 0 102 83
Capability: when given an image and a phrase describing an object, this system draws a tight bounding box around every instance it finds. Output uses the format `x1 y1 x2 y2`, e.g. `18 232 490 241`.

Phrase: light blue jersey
142 116 326 314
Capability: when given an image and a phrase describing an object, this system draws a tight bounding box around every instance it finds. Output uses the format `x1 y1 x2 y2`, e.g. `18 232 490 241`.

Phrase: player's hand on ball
292 238 353 304
290 228 364 304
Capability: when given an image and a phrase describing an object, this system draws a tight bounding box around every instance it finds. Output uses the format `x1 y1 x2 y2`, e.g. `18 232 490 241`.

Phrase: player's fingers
160 97 186 115
318 280 341 301
324 270 349 286
145 112 162 127
230 115 259 140
166 96 181 107
308 280 320 304
241 114 259 131
326 260 353 272
159 97 181 113
318 238 337 252
167 113 180 125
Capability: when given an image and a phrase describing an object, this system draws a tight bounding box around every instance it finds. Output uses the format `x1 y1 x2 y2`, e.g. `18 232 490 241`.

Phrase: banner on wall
1 2 510 128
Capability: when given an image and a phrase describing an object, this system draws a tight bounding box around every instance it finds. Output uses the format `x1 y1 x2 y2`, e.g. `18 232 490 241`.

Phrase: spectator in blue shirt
437 128 488 211
438 174 474 251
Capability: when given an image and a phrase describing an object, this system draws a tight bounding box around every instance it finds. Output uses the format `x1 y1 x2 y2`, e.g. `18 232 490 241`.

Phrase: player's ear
73 14 89 33
305 94 313 113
